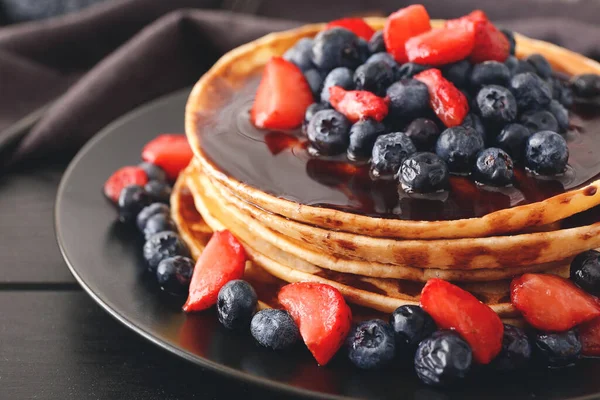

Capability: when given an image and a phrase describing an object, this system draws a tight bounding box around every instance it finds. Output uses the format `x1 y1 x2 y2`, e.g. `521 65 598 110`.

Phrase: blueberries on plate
399 152 450 193
143 213 177 240
396 62 431 80
571 73 600 98
371 132 417 178
118 184 151 223
143 231 190 272
144 180 172 204
493 324 532 371
405 118 440 151
470 61 511 90
354 61 395 97
476 85 518 129
525 130 569 175
435 126 484 174
306 109 351 155
137 203 170 231
500 28 516 55
321 67 355 104
495 123 531 162
139 162 167 182
347 118 386 160
251 309 300 350
217 280 258 331
414 330 472 387
156 256 194 295
548 99 570 133
346 319 396 370
304 102 331 127
311 27 363 71
443 60 472 89
570 250 600 296
520 110 559 134
390 305 437 352
473 148 514 186
526 54 552 79
533 329 581 368
387 79 430 122
510 72 552 111
368 30 386 54
283 37 314 71
304 69 324 99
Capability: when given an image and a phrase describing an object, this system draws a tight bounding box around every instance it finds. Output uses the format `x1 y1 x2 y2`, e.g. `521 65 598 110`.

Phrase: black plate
56 88 600 400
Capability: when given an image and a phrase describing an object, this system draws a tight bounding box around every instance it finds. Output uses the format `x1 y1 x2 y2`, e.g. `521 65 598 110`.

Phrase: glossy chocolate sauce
197 76 600 221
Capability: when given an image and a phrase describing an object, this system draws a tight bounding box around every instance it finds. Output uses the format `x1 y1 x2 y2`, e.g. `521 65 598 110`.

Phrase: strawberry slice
103 166 148 203
325 18 375 41
383 5 431 63
579 317 600 356
328 86 389 123
141 134 193 181
420 278 503 364
183 230 246 312
278 282 352 366
511 273 600 332
414 68 469 127
251 57 314 130
405 26 475 66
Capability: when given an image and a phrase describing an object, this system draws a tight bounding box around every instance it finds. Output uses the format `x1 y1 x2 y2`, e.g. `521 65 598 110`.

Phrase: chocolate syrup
196 76 600 221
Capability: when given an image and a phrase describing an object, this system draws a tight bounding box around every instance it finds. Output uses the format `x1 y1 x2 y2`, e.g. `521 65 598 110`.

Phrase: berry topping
328 86 389 123
283 38 314 71
306 109 351 155
435 126 484 174
304 102 331 127
396 62 432 80
217 280 258 331
365 52 398 70
414 330 472 387
303 69 324 99
414 68 470 127
525 54 552 80
144 180 172 204
405 118 440 151
143 231 190 272
405 26 475 66
461 113 487 143
469 61 511 90
251 57 314 130
510 273 600 331
311 27 363 71
138 162 167 183
447 11 509 63
520 110 559 134
368 30 386 53
475 85 517 128
136 203 170 231
442 60 472 89
325 18 375 41
141 134 193 181
371 132 417 178
533 330 582 368
399 152 450 193
495 123 531 162
386 79 430 122
320 67 355 104
383 4 431 63
500 28 516 56
104 166 148 203
571 74 600 98
278 282 352 366
346 319 396 370
347 118 386 160
579 317 600 357
570 250 600 296
420 279 504 364
493 324 532 371
509 72 552 111
118 184 151 223
504 56 535 76
390 305 437 352
525 131 569 175
473 148 514 186
548 100 570 133
143 213 177 240
183 230 246 312
251 309 300 350
353 61 395 97
156 256 194 295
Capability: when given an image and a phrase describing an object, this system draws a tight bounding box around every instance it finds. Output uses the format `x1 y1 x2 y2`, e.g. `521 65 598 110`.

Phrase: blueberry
347 119 386 160
250 309 300 350
533 330 581 368
143 213 177 240
156 256 194 295
461 113 487 144
321 67 354 104
493 324 532 371
570 250 600 296
143 231 190 272
571 74 600 98
304 102 331 126
304 69 324 99
470 61 511 90
217 280 258 331
118 185 151 223
500 28 516 55
396 63 431 80
495 123 531 162
548 100 569 133
306 110 351 155
399 152 450 193
526 54 552 80
473 148 514 186
520 110 559 134
551 78 574 108
138 162 167 183
405 118 440 151
525 130 569 175
387 79 430 122
311 27 362 71
443 60 472 89
144 180 171 204
504 56 519 76
283 37 314 71
371 132 417 178
475 85 517 128
357 38 371 63
390 305 437 352
435 126 484 174
414 330 472 387
137 203 170 231
365 52 398 70
346 319 396 370
354 61 395 97
510 72 552 111
368 30 386 53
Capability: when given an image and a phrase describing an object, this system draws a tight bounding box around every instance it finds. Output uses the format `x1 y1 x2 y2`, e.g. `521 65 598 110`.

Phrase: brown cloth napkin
0 0 599 169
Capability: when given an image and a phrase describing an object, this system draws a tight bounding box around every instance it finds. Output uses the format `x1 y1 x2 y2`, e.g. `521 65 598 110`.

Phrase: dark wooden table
0 162 300 400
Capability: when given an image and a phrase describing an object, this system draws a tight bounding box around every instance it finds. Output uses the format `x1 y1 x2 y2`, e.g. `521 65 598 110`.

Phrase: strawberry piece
580 317 600 356
251 57 314 130
103 166 148 203
328 86 389 123
405 26 475 66
420 278 504 364
278 282 352 366
511 273 600 332
141 134 193 181
445 10 488 28
414 68 469 127
383 5 431 63
183 230 246 312
325 18 375 41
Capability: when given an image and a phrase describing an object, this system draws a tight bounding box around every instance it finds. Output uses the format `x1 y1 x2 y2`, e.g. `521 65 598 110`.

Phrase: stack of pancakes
173 19 600 323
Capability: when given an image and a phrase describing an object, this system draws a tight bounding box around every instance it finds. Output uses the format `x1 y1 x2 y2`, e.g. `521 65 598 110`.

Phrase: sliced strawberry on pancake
405 26 475 66
414 68 469 127
141 134 194 181
325 18 375 41
383 4 431 63
328 86 389 123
